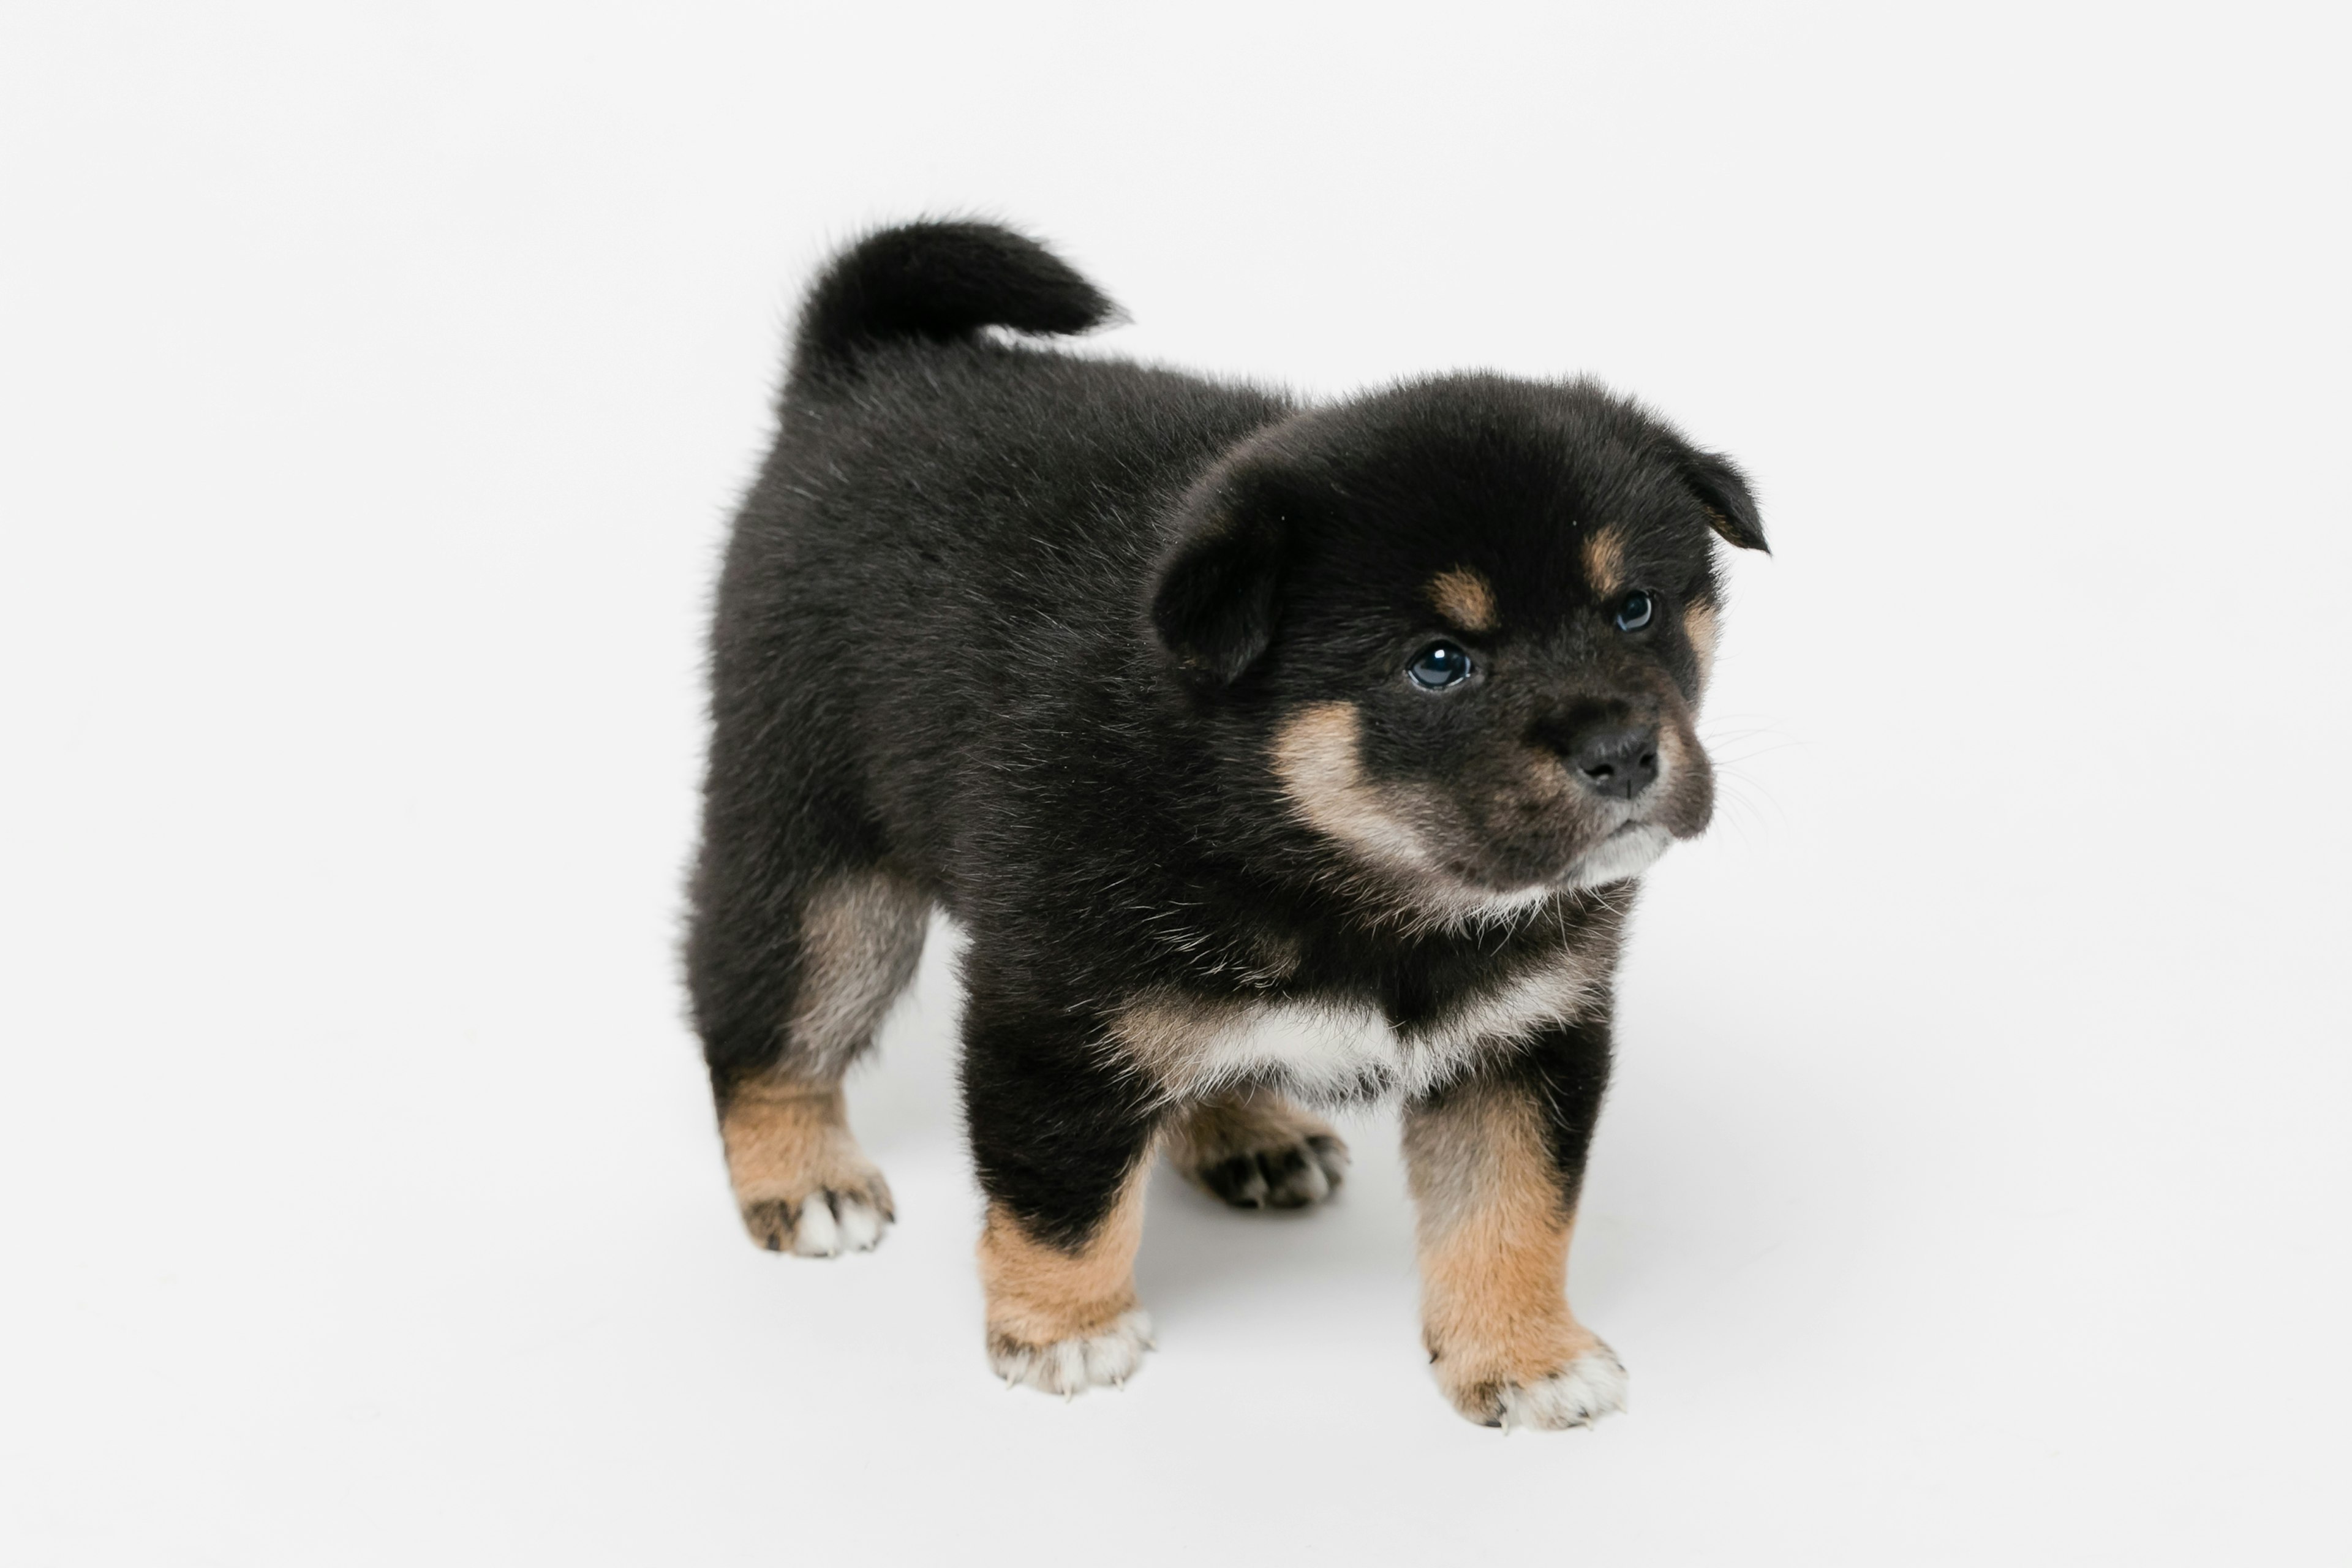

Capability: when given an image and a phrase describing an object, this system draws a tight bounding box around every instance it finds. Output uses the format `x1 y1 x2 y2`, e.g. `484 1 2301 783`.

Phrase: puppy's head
1150 375 1765 915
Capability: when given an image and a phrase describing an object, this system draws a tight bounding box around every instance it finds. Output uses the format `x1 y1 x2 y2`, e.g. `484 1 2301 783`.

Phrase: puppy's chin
1432 824 1673 918
1558 823 1673 889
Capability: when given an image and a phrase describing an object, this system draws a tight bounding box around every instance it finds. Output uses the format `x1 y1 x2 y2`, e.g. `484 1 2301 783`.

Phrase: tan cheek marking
720 1082 867 1207
1427 567 1499 633
1657 715 1691 776
1271 703 1577 921
1683 600 1720 688
978 1158 1153 1350
1403 1082 1599 1414
787 870 928 1076
1271 701 1436 873
1653 699 1716 837
1581 527 1626 597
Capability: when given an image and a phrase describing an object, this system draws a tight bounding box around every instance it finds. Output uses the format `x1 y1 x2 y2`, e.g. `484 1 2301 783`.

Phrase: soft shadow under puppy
1133 1110 1418 1321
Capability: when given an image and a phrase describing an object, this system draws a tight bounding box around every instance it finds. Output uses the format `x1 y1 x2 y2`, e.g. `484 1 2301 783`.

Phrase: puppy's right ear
1680 446 1768 554
1149 467 1291 687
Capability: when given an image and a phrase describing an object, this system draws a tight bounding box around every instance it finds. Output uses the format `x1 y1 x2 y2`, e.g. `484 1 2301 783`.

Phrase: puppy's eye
1406 641 1474 690
1613 590 1655 631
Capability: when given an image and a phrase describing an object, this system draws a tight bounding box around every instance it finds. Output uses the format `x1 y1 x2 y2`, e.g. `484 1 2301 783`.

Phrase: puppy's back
710 224 1285 889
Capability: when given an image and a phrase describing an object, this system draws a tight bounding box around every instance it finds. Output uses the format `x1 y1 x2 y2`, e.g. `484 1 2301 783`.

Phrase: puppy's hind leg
1166 1087 1349 1210
721 1072 900 1257
688 807 928 1255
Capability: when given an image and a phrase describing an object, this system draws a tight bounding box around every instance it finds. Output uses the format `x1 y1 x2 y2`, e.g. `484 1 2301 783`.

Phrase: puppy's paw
1196 1134 1349 1210
988 1310 1155 1397
739 1176 895 1257
1441 1341 1628 1432
721 1083 895 1257
1169 1090 1349 1210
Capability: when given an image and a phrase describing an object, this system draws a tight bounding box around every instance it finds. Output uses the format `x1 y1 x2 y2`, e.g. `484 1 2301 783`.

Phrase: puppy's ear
1150 468 1291 685
1681 447 1768 553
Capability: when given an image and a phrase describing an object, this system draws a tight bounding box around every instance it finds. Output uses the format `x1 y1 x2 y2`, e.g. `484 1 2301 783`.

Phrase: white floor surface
4 4 2347 1562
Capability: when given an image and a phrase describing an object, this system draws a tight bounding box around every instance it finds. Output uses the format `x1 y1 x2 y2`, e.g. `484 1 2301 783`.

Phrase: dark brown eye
1407 641 1474 690
1614 590 1654 631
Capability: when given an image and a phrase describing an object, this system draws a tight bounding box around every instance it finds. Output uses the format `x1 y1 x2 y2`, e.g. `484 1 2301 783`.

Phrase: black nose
1567 724 1659 800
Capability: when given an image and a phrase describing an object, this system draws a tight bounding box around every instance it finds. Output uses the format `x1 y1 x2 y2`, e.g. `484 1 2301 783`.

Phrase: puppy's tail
788 220 1118 390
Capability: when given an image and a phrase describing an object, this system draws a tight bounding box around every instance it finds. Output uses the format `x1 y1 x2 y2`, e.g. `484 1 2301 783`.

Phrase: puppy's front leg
963 992 1163 1396
1403 1016 1626 1431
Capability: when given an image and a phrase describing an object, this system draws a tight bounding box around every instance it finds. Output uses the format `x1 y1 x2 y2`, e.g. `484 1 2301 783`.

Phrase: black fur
1478 1008 1618 1215
791 219 1117 388
958 944 1163 1250
687 220 1762 1258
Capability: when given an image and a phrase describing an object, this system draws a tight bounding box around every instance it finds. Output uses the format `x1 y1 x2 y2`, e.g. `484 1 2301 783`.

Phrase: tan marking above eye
1427 567 1499 633
1581 527 1626 596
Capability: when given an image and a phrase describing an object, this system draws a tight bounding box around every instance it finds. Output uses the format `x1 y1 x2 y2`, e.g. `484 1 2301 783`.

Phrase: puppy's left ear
1150 466 1292 686
1681 447 1768 553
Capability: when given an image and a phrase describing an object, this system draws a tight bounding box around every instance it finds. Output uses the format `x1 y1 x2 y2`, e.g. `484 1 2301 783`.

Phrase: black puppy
687 221 1765 1430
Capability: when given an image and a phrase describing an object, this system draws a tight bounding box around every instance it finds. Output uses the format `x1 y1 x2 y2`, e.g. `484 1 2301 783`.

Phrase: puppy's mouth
1443 820 1674 908
1555 820 1673 890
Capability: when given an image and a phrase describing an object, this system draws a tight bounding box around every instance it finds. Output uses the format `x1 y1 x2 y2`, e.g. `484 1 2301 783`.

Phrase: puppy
687 221 1766 1430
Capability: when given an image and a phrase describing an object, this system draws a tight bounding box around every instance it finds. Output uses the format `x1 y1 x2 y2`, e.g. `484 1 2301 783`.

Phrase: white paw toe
788 1194 841 1256
990 1310 1156 1397
831 1196 885 1253
1497 1344 1629 1432
741 1186 894 1257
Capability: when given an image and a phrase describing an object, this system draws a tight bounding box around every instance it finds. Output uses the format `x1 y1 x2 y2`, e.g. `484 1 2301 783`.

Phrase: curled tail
790 220 1118 389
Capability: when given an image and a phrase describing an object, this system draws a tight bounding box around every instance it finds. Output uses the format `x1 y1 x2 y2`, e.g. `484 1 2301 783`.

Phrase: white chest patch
1183 1001 1401 1098
1110 948 1606 1104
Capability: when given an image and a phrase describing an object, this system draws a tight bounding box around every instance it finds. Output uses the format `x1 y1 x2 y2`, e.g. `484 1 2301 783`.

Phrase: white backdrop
4 3 2346 1562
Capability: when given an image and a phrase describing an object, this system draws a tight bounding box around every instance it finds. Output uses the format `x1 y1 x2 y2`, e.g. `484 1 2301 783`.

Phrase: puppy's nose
1567 725 1659 800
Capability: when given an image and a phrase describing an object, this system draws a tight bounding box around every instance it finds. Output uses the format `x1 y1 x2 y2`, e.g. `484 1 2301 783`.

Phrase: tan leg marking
788 869 927 1076
978 1158 1156 1394
1166 1087 1350 1208
1426 567 1499 633
1403 1079 1623 1429
1683 599 1720 690
712 870 922 1255
1581 526 1626 597
720 1082 894 1256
